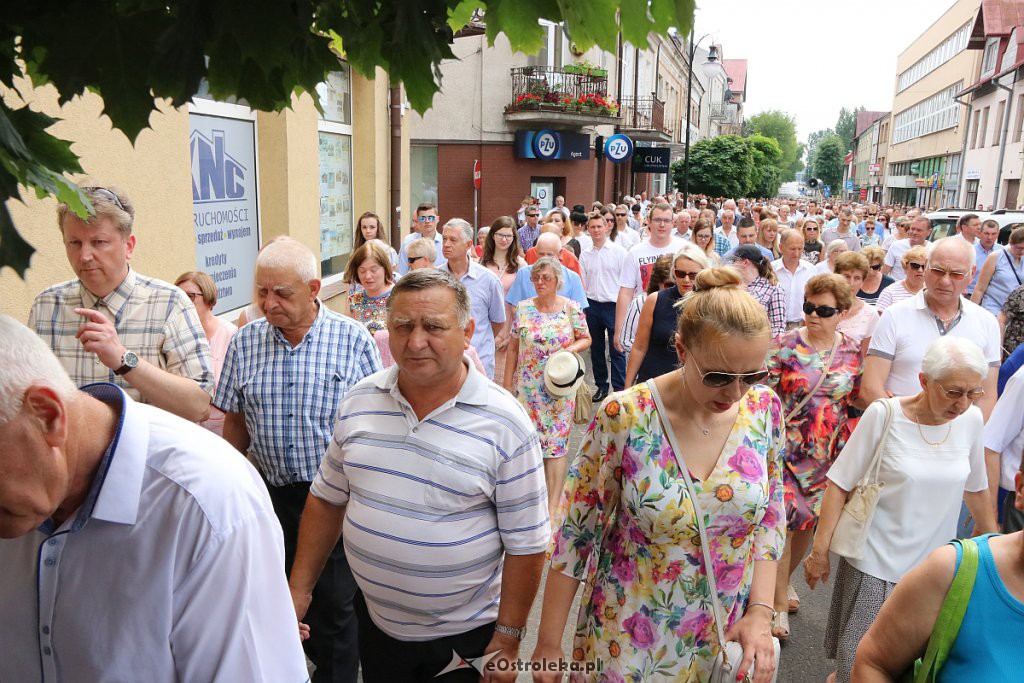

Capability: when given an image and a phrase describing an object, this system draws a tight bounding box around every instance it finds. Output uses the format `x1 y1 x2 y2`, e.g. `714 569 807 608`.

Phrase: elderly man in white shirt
773 229 817 330
0 316 307 683
984 364 1024 532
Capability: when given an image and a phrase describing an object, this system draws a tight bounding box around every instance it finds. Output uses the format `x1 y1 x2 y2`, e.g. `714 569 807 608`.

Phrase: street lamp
682 31 727 207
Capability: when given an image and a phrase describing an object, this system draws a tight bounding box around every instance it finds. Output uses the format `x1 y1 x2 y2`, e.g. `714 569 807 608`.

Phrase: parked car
985 209 1024 245
925 209 985 241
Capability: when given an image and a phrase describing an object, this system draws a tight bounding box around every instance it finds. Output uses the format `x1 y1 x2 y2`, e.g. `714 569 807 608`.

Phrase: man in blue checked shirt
215 237 381 683
289 269 549 683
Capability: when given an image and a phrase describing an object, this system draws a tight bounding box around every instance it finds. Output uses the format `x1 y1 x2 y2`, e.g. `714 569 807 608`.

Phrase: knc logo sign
190 128 247 202
435 649 501 677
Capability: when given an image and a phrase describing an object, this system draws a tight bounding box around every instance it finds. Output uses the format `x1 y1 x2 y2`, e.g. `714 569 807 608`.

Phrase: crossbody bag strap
1004 249 1023 286
784 332 841 423
915 539 980 683
648 382 731 655
862 398 895 487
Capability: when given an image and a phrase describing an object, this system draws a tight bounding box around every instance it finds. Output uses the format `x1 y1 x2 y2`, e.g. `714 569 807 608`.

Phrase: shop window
411 145 439 208
318 66 355 279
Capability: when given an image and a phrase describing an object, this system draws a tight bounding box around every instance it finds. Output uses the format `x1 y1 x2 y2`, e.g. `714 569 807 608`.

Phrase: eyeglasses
650 218 672 225
182 291 203 301
418 215 438 223
929 267 969 281
494 232 514 240
686 353 769 388
83 186 126 212
530 274 556 283
407 256 424 264
907 262 927 271
803 301 840 318
870 263 882 271
674 269 700 281
936 383 985 401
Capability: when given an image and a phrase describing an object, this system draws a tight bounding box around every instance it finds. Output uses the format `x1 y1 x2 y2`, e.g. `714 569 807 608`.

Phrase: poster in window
319 132 353 264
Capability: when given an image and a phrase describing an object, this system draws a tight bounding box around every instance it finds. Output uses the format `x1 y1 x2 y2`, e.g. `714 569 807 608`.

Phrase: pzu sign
604 134 634 164
191 129 246 202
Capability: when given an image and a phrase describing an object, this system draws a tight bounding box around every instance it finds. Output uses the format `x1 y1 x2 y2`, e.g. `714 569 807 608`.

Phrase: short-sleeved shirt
441 260 506 378
968 242 1003 294
0 384 308 682
213 302 382 485
518 223 542 252
310 363 550 641
617 237 685 296
828 399 987 583
883 239 932 281
713 229 737 255
867 291 1000 396
820 228 861 252
28 269 214 400
984 364 1024 490
579 240 629 303
505 264 588 310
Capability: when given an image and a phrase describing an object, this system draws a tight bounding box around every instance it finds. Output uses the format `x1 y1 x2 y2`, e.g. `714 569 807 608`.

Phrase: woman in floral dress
503 257 590 521
765 273 862 642
534 267 784 683
341 240 394 333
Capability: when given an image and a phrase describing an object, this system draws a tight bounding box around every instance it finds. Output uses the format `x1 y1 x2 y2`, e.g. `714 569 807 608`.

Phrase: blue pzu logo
191 129 247 202
532 129 560 159
604 134 633 164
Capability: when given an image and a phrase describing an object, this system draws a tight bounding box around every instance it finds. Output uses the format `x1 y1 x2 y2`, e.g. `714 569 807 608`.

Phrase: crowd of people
2 184 1023 683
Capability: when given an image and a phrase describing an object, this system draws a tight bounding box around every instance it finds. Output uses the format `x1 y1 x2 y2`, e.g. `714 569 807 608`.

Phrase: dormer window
982 37 999 75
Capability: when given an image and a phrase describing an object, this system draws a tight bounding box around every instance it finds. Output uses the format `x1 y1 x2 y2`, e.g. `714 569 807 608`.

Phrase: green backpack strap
915 538 980 683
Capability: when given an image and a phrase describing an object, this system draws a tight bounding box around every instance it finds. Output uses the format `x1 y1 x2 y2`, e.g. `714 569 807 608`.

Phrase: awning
959 56 1024 97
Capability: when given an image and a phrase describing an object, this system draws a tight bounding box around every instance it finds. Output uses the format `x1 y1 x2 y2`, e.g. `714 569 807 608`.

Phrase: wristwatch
115 350 139 376
493 623 526 641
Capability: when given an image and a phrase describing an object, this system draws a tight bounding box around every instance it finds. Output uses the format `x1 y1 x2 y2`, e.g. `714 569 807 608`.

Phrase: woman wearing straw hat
504 256 591 520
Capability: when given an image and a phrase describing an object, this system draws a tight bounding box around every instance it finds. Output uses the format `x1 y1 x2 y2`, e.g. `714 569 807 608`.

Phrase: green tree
745 110 800 182
746 135 784 198
672 135 753 198
0 0 697 277
804 128 834 179
812 134 845 192
834 106 864 154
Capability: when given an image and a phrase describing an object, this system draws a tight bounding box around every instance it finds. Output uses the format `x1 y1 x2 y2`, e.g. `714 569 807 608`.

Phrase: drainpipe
992 80 1015 209
390 84 402 246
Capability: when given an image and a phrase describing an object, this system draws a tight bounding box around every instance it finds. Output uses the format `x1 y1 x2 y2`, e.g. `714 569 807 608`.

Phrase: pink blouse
200 318 237 436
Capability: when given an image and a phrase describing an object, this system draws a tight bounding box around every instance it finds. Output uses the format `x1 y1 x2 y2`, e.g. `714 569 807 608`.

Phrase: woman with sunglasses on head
802 217 824 264
534 266 784 683
765 274 861 642
624 244 710 387
876 245 928 312
855 246 894 304
804 336 998 683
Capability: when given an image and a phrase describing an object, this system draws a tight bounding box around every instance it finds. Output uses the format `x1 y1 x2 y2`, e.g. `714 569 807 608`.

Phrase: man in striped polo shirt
290 269 550 683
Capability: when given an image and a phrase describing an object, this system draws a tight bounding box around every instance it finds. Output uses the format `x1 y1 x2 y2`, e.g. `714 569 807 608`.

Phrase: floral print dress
348 289 390 333
549 383 786 682
512 298 589 459
765 330 862 531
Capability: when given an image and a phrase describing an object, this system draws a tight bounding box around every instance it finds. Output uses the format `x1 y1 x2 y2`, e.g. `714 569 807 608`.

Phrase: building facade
851 111 891 203
885 0 982 207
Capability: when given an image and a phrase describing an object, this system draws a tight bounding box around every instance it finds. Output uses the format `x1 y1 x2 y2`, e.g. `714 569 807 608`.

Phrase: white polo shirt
984 364 1024 490
0 385 308 683
772 257 817 322
868 291 1001 396
580 239 629 302
883 239 932 280
311 362 550 641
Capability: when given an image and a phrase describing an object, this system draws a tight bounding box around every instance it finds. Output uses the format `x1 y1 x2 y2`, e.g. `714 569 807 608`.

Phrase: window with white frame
982 38 999 75
317 65 355 280
897 23 971 93
892 82 963 144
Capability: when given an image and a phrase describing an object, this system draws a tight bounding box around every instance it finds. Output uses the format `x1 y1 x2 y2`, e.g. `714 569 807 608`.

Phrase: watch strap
493 623 525 641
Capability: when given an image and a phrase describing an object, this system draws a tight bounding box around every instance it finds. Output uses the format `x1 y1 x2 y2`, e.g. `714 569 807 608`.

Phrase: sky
693 0 959 143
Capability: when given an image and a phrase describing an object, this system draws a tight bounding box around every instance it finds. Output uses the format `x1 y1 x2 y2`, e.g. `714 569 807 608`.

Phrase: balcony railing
619 96 673 138
505 65 619 120
709 101 730 122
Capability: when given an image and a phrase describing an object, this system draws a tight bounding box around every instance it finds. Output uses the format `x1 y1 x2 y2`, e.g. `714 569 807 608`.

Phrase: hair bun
693 266 743 292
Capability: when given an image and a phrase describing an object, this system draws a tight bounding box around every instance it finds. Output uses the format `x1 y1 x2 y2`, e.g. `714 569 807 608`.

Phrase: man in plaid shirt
215 237 381 683
29 186 213 422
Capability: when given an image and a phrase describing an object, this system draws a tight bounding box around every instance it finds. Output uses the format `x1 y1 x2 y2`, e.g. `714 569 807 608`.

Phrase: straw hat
544 350 585 398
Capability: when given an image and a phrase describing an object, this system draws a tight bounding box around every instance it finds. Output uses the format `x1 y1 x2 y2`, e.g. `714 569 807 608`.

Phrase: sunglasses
687 354 769 388
870 263 882 271
805 226 819 231
803 301 840 318
936 382 985 401
615 213 627 217
83 186 126 212
526 213 540 218
418 215 438 222
407 256 424 264
531 274 556 283
674 269 700 281
929 267 968 281
907 262 927 271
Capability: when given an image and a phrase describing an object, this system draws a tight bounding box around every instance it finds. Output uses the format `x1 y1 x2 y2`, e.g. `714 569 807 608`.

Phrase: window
897 23 971 92
965 179 979 210
318 65 355 279
971 109 981 149
982 38 999 75
892 82 963 144
410 145 439 208
980 106 990 148
1014 94 1024 143
994 100 1007 146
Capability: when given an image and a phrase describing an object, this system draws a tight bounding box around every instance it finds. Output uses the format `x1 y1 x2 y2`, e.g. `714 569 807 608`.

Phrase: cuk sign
631 148 670 173
190 114 260 313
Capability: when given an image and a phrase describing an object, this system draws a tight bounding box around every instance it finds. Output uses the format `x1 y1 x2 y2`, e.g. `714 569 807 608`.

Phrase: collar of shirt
38 383 144 536
80 268 138 320
914 290 964 332
444 259 486 281
270 299 326 348
372 359 489 411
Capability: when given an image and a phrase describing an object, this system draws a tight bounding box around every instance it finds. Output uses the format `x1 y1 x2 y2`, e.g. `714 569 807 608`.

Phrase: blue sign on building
604 134 634 164
514 130 591 160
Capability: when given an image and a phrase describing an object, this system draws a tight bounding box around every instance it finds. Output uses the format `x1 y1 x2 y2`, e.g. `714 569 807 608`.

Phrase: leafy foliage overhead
834 106 864 154
1 0 697 277
744 110 801 182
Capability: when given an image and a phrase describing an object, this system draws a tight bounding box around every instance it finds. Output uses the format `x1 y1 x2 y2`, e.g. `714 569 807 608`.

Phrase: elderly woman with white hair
625 243 711 386
803 336 999 683
814 238 849 275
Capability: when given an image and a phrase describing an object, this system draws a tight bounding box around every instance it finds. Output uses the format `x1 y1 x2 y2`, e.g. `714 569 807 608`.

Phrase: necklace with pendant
915 404 951 447
679 368 712 436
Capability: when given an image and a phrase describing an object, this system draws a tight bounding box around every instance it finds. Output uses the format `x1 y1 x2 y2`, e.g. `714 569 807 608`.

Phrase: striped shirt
310 363 550 641
28 269 214 400
214 302 382 486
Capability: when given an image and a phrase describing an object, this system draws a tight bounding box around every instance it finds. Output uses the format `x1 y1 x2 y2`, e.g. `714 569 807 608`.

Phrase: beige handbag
573 362 594 425
829 398 895 561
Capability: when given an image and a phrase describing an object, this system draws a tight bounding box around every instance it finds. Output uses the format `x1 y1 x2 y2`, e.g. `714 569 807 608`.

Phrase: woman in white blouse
803 336 998 683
